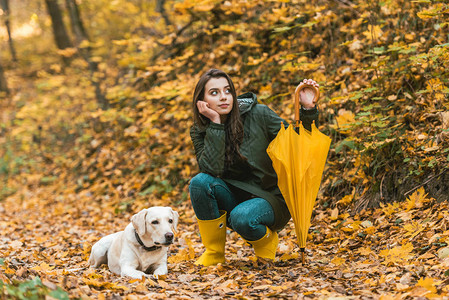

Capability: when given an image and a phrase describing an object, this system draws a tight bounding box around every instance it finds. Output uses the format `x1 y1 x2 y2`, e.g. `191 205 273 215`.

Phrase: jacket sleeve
300 106 319 131
190 123 226 177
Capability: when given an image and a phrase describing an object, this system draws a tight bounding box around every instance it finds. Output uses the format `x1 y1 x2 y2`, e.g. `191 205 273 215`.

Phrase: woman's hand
298 79 319 109
197 101 221 124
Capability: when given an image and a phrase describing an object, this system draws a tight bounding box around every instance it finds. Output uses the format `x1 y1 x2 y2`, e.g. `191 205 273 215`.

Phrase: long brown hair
192 69 245 168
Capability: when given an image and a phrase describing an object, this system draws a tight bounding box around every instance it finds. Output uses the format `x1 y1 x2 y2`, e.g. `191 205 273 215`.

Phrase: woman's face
203 77 234 119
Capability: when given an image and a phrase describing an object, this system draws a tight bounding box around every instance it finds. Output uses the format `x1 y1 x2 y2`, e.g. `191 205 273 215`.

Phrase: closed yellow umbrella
267 84 331 264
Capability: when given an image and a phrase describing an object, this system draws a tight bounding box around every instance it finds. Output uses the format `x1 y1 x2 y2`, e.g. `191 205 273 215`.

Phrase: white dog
88 206 179 279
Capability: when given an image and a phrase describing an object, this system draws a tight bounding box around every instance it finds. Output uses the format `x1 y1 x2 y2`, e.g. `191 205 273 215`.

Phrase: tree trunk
64 0 88 41
0 60 9 94
1 0 17 61
156 0 171 26
44 0 73 64
64 0 108 109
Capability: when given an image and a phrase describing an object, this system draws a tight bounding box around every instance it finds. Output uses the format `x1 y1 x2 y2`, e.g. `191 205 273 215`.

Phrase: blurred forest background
0 0 449 298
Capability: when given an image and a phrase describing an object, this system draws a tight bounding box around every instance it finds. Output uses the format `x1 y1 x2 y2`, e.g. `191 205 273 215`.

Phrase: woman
189 69 319 266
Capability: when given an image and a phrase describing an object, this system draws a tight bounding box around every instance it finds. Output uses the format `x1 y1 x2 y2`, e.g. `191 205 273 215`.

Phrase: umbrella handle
294 83 320 127
300 247 306 265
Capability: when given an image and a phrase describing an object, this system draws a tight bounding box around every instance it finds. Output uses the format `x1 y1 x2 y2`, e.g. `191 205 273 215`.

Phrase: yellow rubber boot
246 227 279 260
195 211 227 266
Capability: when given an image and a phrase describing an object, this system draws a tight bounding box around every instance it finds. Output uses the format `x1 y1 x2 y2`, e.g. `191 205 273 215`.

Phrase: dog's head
131 206 179 246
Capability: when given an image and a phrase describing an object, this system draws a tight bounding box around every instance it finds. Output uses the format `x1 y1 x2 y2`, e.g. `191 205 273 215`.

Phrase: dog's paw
152 273 167 281
153 264 167 273
152 267 168 280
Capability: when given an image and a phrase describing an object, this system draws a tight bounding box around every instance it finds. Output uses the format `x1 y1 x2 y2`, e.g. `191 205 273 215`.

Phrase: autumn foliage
0 0 448 298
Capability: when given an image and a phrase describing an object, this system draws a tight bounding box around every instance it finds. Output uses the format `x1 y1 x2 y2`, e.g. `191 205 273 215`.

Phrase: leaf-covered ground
2 185 449 299
1 0 448 298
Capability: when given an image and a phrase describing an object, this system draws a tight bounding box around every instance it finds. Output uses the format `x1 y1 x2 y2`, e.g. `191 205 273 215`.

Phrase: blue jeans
189 173 275 241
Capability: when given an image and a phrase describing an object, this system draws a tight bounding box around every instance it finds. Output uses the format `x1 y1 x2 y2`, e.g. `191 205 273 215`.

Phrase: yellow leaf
357 247 374 256
426 78 445 91
280 252 299 261
216 279 239 292
331 256 346 266
364 226 377 235
416 277 440 294
85 271 103 280
128 277 146 284
133 283 148 293
363 25 383 42
216 24 239 32
57 47 78 57
337 193 354 207
381 202 401 217
405 33 415 42
387 95 397 101
379 243 414 265
194 4 215 12
417 8 438 20
333 109 355 133
405 187 429 211
183 165 191 177
157 35 173 46
31 262 55 272
79 39 91 48
158 279 171 289
330 95 346 105
112 39 129 46
330 207 339 220
168 237 196 263
83 278 128 291
403 221 424 239
5 268 15 275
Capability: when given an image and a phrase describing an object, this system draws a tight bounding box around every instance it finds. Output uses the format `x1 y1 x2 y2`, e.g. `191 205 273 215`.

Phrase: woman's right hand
298 79 319 109
197 101 221 124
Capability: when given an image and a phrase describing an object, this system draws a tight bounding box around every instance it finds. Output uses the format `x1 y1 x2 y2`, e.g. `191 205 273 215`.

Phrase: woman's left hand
298 79 319 109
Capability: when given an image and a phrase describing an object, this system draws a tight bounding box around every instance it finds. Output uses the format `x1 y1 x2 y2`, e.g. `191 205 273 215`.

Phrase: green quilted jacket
190 92 319 230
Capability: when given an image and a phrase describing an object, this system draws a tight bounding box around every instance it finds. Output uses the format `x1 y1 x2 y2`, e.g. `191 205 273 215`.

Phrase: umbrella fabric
267 121 331 251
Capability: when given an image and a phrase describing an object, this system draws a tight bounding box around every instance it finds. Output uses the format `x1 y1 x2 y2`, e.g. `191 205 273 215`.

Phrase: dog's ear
131 209 148 236
171 208 179 233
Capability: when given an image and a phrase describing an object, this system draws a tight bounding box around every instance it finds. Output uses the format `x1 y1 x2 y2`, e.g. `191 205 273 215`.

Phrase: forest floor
1 184 449 299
